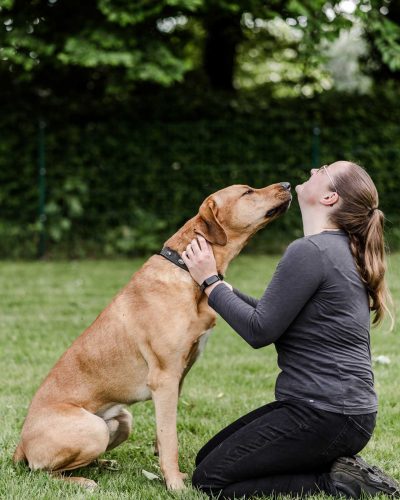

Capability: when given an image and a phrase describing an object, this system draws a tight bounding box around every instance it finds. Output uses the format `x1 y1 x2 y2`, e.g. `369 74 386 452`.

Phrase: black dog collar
159 246 224 280
159 247 188 272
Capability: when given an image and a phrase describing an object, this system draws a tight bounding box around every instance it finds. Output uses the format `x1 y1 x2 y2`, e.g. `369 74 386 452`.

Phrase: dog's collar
159 246 224 280
159 247 189 272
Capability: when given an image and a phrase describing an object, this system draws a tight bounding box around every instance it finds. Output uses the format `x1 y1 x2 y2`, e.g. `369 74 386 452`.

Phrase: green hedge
1 86 399 258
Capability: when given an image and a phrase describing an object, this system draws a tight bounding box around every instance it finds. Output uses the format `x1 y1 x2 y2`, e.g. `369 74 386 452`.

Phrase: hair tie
369 207 378 216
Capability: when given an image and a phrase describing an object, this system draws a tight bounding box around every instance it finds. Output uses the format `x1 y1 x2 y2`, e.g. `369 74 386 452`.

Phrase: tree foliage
2 0 398 97
360 0 400 78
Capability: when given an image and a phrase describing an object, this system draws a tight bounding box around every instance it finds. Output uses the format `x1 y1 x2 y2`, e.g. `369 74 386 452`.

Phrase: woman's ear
195 198 227 246
320 192 339 207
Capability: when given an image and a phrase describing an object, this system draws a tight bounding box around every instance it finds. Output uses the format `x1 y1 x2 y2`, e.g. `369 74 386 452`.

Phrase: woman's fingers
184 243 193 260
191 238 202 255
181 250 189 264
186 238 206 257
183 237 211 265
197 235 210 253
181 236 217 286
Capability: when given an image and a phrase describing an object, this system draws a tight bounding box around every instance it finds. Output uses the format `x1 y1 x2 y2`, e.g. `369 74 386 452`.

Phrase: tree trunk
203 11 242 91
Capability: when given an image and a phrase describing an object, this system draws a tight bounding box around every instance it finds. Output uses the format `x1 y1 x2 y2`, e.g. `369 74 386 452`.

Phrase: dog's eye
242 189 254 196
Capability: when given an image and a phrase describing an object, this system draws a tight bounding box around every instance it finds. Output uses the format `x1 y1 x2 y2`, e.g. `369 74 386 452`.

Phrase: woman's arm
180 236 259 307
232 288 259 308
205 283 259 308
183 236 323 348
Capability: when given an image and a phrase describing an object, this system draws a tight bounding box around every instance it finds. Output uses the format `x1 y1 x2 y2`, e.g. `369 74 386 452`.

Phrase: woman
181 161 399 499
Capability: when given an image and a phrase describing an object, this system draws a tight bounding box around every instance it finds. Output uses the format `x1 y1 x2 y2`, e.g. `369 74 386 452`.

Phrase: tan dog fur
13 183 291 490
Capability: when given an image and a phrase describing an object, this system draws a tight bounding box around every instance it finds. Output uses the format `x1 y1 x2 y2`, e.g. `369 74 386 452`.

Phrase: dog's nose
280 182 291 191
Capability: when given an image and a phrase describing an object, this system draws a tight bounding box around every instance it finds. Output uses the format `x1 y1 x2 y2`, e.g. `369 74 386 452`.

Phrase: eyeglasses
316 165 338 193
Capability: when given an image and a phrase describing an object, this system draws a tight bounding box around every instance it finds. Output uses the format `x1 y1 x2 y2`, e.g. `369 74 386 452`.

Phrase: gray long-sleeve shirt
208 230 377 414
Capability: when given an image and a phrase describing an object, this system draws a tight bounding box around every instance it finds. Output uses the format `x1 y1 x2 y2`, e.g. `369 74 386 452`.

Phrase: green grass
1 255 399 499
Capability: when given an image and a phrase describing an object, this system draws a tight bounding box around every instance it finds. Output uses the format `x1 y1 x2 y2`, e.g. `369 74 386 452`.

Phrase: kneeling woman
182 161 399 499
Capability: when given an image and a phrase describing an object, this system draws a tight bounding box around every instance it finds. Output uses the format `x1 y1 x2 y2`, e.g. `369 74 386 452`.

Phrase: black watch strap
200 275 221 293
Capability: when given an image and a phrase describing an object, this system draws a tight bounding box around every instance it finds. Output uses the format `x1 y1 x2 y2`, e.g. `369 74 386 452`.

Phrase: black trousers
192 400 376 499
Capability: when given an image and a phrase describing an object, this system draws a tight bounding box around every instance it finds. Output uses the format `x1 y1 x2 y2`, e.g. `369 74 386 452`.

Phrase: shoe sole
356 456 400 497
334 456 400 497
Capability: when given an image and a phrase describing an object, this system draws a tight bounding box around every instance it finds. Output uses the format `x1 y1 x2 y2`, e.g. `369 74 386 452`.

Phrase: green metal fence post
38 118 46 259
312 125 320 168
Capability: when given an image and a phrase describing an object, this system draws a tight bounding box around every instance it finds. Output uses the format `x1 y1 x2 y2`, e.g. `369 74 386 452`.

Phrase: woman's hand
181 235 218 286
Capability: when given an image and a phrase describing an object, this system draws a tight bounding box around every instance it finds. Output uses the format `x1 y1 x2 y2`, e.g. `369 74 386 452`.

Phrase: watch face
201 275 220 292
206 275 219 285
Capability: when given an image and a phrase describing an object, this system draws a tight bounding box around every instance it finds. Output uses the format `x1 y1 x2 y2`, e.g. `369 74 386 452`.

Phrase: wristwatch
200 275 221 293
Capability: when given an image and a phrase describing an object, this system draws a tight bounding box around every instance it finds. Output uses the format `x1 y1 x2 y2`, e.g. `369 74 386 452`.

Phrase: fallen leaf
142 469 160 481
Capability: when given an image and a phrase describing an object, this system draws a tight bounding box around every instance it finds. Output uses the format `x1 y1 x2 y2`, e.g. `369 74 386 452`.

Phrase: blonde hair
328 162 393 327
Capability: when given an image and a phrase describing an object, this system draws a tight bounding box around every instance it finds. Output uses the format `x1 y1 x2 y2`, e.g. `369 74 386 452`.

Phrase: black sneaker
330 455 400 498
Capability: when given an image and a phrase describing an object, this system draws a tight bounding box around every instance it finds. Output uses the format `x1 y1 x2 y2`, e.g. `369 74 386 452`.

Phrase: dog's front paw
165 472 187 490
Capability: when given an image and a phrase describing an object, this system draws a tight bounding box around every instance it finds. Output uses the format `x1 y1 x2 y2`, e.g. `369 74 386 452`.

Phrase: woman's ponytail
329 163 393 328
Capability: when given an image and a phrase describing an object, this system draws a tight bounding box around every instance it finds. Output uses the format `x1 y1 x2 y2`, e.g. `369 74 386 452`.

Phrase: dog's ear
195 198 227 246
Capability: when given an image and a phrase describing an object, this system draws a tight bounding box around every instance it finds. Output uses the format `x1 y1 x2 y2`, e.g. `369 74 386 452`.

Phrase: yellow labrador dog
14 182 291 490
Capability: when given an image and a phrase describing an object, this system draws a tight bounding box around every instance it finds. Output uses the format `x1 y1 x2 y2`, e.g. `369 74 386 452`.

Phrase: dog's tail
13 442 27 464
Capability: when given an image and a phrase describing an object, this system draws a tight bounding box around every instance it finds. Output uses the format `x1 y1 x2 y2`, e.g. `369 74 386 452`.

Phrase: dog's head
195 183 292 245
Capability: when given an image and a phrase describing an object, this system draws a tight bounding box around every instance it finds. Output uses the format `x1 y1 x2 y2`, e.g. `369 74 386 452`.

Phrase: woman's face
296 164 338 208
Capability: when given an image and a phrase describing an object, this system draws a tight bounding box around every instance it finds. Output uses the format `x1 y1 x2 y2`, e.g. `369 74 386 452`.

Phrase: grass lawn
1 255 399 499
